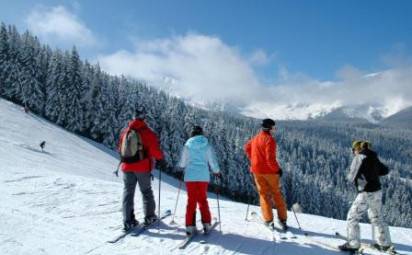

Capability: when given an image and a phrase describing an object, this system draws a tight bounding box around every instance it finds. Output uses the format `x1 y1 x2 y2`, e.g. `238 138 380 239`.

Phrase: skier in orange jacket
244 118 288 230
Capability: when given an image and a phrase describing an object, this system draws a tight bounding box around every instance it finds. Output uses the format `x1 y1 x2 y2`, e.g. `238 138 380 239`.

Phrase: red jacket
118 119 163 173
244 130 280 174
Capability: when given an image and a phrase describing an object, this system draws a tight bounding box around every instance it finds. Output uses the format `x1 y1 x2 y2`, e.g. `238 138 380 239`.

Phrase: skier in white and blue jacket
177 126 221 236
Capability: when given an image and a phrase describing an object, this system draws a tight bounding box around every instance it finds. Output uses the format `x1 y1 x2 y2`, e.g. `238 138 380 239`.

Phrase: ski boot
186 226 197 237
123 218 139 232
203 223 212 234
264 220 275 230
338 242 361 254
279 220 288 231
144 215 158 226
371 243 395 252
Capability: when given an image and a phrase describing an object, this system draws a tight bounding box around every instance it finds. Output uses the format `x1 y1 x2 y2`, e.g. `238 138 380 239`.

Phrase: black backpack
376 159 389 176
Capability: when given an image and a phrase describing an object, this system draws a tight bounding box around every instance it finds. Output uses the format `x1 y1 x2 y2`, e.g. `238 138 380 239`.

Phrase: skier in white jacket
176 126 221 236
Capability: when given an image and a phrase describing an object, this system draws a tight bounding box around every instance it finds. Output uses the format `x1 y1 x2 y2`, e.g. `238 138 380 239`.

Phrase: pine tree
45 50 64 122
3 25 24 105
0 22 10 97
64 47 83 132
19 31 44 113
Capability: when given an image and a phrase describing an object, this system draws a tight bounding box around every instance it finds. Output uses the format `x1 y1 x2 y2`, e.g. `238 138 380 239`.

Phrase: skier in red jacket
118 111 167 231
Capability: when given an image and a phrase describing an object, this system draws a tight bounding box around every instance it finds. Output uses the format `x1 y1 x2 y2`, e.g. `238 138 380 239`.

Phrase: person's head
134 110 145 120
352 140 362 154
191 125 203 137
261 118 276 133
361 141 371 150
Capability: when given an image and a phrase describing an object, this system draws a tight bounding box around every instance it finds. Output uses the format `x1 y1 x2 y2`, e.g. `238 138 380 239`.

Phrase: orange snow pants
254 173 287 222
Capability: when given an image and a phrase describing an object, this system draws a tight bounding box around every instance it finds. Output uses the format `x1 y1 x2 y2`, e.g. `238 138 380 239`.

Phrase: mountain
1 98 412 255
381 106 412 129
317 105 385 123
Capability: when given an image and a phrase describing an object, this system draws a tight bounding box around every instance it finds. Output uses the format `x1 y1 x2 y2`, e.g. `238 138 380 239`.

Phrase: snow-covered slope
381 106 412 129
1 98 411 255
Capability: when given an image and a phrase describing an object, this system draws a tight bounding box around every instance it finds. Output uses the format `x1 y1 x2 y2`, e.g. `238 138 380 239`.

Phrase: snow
1 98 411 255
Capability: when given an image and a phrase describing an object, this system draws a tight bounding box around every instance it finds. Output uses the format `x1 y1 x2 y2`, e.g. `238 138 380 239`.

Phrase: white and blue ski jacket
178 135 220 182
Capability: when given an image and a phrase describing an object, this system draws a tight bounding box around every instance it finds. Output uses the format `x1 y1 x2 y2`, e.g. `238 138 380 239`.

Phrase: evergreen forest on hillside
1 23 411 227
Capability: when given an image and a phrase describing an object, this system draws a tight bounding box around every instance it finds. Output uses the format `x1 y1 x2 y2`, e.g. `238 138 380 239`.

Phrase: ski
130 210 172 237
199 221 220 244
177 231 198 249
335 232 403 255
309 238 364 254
177 221 220 249
283 226 362 254
250 211 290 241
272 221 297 240
107 209 171 244
363 243 403 255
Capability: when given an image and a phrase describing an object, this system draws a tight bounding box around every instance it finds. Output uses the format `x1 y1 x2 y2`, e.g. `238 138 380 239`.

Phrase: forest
1 23 411 227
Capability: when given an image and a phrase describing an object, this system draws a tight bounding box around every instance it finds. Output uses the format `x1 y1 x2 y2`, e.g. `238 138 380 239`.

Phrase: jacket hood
185 135 209 149
128 119 147 130
360 148 377 159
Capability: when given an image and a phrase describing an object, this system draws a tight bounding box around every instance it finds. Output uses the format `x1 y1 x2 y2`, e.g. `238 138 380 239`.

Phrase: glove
278 168 283 177
175 171 184 180
156 159 168 171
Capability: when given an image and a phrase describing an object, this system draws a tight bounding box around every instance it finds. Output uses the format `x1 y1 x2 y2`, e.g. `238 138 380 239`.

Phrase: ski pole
245 172 256 221
245 203 250 221
291 206 307 235
113 162 121 177
158 166 162 232
170 179 183 224
214 175 222 232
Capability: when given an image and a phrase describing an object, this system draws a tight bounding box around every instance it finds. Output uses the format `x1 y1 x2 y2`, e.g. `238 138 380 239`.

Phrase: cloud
249 49 271 66
97 33 412 120
26 5 96 47
250 65 412 119
98 33 270 106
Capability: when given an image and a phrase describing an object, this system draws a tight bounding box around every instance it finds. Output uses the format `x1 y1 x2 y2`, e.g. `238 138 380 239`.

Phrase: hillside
1 98 412 255
381 106 412 129
1 24 412 229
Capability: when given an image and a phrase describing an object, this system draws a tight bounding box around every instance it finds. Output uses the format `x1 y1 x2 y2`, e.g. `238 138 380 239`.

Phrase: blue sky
1 0 412 119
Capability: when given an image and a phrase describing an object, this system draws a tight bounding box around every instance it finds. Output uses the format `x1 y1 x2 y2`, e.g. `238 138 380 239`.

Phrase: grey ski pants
346 190 391 248
122 171 156 224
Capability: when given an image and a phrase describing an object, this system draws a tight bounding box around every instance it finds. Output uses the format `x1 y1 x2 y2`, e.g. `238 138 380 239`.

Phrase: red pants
185 182 211 226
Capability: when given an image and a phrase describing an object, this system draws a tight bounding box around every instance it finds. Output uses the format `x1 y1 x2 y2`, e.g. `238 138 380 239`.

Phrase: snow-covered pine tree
64 47 83 132
19 31 44 114
45 50 64 123
3 25 24 105
0 22 11 97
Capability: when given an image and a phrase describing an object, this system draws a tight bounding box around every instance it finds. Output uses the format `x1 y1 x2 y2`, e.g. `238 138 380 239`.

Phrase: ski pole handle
113 162 121 177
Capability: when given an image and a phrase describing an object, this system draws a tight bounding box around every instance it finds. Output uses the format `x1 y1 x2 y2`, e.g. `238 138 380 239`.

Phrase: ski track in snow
1 98 412 255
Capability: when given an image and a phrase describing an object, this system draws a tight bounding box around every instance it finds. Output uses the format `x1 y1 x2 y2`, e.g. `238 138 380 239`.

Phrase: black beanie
134 110 145 119
262 118 276 129
191 125 203 137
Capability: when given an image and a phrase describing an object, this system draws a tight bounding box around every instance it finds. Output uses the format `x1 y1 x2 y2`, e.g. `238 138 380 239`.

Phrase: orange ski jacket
244 130 280 174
